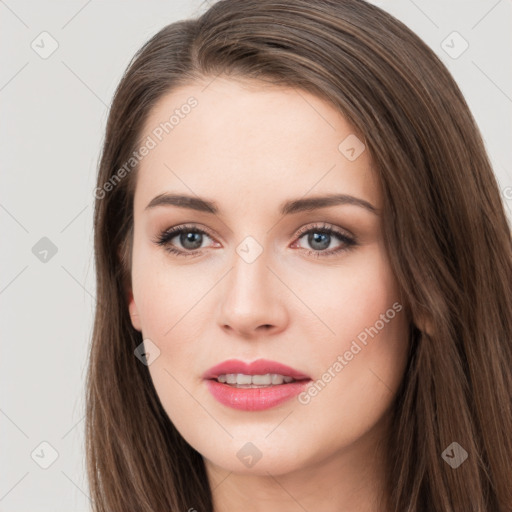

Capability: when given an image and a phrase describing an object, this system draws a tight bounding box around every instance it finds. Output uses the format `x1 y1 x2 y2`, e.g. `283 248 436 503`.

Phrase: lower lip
205 379 310 411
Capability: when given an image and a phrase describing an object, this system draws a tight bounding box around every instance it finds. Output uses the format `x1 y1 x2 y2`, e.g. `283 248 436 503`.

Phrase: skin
127 76 410 511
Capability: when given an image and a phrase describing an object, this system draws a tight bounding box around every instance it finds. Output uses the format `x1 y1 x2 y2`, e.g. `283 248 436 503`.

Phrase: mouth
215 373 300 387
203 359 312 411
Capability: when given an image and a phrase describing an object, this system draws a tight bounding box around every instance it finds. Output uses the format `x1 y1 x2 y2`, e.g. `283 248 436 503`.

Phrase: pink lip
203 358 311 411
203 358 311 380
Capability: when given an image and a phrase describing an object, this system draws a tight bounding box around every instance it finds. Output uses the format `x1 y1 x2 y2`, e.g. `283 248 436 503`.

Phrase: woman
86 0 512 510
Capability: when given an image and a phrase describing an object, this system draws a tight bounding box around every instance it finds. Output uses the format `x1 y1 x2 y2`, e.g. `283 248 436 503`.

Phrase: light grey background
1 1 510 510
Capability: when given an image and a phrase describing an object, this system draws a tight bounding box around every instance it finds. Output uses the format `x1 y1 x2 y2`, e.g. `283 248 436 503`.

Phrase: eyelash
153 222 357 259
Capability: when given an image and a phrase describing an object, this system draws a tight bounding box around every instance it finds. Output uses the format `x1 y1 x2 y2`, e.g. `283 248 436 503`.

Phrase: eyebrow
145 193 378 215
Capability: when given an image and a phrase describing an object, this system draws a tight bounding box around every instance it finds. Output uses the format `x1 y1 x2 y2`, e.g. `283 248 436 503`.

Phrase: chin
205 449 306 476
198 433 314 477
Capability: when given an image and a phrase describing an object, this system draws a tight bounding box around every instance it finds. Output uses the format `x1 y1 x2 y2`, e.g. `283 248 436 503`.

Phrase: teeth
216 373 296 386
237 374 252 385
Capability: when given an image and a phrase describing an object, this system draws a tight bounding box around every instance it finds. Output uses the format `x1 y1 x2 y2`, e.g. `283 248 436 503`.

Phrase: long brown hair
86 0 512 510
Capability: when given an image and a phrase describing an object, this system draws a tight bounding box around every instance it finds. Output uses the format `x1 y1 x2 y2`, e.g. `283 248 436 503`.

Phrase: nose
217 249 289 338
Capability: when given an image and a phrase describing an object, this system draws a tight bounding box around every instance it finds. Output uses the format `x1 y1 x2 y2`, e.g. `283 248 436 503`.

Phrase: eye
291 222 357 258
153 224 218 258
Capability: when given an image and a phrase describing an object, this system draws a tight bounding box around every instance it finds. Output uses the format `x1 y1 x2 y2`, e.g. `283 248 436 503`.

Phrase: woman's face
127 77 409 477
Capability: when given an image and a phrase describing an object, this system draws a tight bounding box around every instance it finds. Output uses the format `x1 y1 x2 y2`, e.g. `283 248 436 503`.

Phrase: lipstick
203 358 311 411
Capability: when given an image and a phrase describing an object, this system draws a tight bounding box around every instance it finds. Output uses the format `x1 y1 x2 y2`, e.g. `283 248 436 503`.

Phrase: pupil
309 232 330 250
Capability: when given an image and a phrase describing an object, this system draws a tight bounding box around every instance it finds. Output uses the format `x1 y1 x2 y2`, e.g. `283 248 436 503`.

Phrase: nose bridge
217 233 287 334
226 235 273 305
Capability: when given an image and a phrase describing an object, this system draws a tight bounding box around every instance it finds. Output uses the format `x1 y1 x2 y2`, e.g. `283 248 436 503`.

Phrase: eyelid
154 222 217 242
293 222 354 240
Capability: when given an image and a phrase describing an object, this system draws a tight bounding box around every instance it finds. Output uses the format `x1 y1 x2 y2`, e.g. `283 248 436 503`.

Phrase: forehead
133 77 379 215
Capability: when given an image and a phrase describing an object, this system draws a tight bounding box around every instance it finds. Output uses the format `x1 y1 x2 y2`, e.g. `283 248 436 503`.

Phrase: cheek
289 243 402 345
131 256 215 425
297 312 408 453
131 241 205 340
131 260 210 435
292 245 408 431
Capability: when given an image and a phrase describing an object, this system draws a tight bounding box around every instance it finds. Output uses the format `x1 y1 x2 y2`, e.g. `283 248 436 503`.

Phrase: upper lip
203 359 311 380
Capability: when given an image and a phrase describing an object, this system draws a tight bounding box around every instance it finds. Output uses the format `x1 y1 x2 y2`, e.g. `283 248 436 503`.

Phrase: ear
117 240 141 332
414 312 433 337
128 289 142 332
